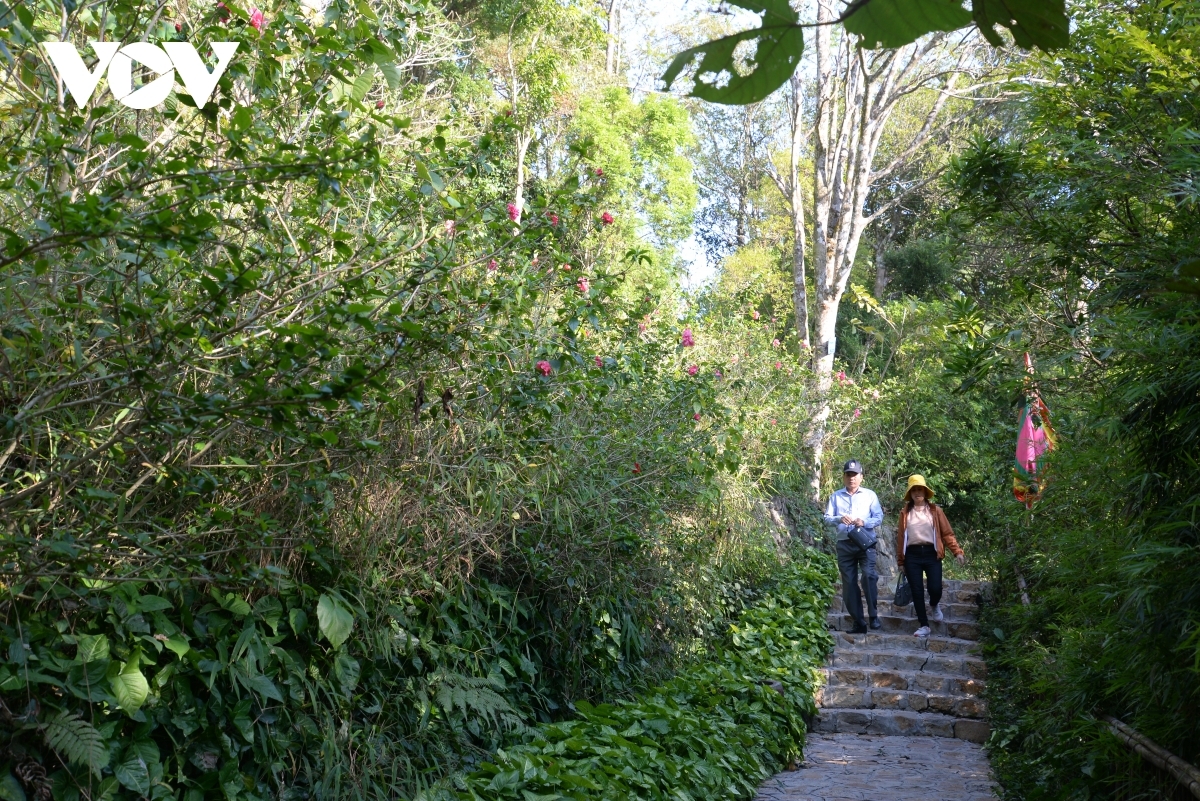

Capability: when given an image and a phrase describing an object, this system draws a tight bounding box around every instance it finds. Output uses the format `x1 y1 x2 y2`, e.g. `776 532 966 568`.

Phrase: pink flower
687 364 699 375
531 254 539 266
853 407 862 419
249 7 264 30
714 369 723 379
802 339 810 350
681 328 695 347
772 338 780 348
632 462 641 474
752 310 760 320
577 278 590 294
536 360 552 376
595 355 603 367
693 412 701 421
175 21 182 31
775 361 782 370
600 212 614 225
507 202 519 221
548 213 559 225
487 259 498 272
639 321 647 334
444 219 456 235
872 389 880 399
560 263 570 271
770 419 777 426
376 100 385 110
595 167 604 177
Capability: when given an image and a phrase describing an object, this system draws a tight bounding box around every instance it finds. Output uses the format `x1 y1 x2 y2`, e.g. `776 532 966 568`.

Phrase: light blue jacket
823 487 884 540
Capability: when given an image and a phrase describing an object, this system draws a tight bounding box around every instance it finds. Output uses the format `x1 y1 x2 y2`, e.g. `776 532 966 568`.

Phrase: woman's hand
956 553 966 566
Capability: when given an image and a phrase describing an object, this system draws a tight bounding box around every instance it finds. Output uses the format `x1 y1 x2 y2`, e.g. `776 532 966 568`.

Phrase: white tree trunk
789 73 810 350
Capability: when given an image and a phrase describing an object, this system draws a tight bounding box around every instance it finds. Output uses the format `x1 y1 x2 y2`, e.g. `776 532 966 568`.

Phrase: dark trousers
837 538 878 627
903 544 943 627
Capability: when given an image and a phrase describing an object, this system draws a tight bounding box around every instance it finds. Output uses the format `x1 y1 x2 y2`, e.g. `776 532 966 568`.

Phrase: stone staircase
815 577 991 744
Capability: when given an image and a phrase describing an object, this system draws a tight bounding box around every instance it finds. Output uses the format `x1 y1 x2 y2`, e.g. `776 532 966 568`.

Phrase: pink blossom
249 7 264 30
853 407 862 419
772 338 780 348
693 412 701 421
595 167 604 177
687 364 699 376
536 360 552 376
548 212 559 225
505 109 513 116
595 355 603 367
577 278 590 294
376 100 385 110
770 419 777 426
175 21 183 31
444 219 456 235
507 202 519 221
681 328 695 347
487 259 498 272
633 462 641 474
600 212 614 226
531 254 539 266
714 369 723 379
639 321 647 334
872 389 880 399
775 361 782 370
752 310 760 320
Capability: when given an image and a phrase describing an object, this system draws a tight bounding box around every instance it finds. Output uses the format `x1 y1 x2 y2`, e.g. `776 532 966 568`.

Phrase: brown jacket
896 503 962 567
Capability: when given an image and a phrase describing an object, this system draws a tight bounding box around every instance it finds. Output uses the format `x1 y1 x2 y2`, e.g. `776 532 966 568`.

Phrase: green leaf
971 0 1069 50
316 594 354 649
254 596 283 633
844 0 972 48
114 740 159 794
660 0 803 105
289 607 309 635
42 711 109 777
76 633 110 663
244 673 284 702
334 652 360 692
0 772 25 801
379 61 400 90
351 67 374 102
108 653 150 713
164 634 191 658
135 595 173 612
211 589 251 617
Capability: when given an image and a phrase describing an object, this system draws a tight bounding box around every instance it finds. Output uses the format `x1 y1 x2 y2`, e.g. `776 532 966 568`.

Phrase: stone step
827 612 980 641
813 708 990 743
835 580 984 607
828 647 987 679
823 667 986 698
830 630 981 656
816 684 987 718
830 596 979 621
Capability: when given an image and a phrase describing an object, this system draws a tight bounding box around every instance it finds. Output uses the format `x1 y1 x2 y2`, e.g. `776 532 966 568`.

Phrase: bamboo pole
1103 716 1200 799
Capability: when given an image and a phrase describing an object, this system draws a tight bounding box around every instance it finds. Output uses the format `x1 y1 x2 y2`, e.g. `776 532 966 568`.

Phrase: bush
447 549 836 801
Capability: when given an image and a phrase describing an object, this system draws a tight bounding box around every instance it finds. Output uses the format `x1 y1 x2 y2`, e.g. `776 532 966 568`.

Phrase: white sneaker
914 626 931 637
930 606 944 623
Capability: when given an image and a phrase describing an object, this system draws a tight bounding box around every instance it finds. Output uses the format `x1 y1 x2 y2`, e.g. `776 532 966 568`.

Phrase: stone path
755 734 996 801
754 575 998 799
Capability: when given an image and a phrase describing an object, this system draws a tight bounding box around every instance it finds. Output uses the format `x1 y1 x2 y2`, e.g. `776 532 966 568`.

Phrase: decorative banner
1013 354 1055 507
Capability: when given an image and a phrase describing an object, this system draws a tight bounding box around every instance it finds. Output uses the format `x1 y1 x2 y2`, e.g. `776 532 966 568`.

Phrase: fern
41 712 108 777
432 672 525 731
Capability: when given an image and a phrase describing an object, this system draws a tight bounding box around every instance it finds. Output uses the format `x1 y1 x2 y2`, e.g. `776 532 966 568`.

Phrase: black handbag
847 525 877 551
894 574 913 607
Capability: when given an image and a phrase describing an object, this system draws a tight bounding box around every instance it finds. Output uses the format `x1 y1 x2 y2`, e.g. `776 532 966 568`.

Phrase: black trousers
837 538 878 627
903 543 942 627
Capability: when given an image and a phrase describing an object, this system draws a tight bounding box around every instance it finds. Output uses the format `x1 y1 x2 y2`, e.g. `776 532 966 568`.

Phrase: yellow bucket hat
904 474 935 502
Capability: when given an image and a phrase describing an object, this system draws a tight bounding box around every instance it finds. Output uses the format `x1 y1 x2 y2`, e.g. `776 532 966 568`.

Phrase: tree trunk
874 229 892 300
605 0 620 75
789 73 810 350
513 128 532 224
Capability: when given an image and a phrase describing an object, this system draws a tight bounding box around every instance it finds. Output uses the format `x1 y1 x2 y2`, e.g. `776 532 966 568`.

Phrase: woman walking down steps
755 476 995 801
897 474 965 637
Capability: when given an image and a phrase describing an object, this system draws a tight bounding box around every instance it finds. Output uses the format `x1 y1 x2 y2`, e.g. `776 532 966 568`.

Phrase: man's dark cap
843 459 864 475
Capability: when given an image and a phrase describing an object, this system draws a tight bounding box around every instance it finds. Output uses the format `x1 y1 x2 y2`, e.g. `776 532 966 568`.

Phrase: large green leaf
107 653 150 713
113 740 159 795
660 0 804 105
972 0 1069 50
0 772 25 801
316 594 354 649
844 0 972 48
75 633 109 663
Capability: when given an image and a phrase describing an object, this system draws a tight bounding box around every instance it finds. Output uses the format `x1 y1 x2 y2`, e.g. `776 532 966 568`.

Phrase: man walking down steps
755 577 997 800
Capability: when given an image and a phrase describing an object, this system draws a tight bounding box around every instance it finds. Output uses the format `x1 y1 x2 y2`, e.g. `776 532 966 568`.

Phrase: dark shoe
870 617 882 630
849 623 869 634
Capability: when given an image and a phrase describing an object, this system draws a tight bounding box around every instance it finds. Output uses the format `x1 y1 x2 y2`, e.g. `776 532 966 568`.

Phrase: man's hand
956 553 967 566
840 514 853 525
852 518 865 527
